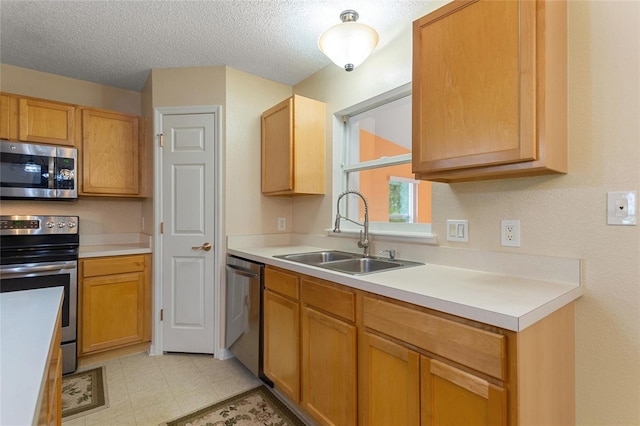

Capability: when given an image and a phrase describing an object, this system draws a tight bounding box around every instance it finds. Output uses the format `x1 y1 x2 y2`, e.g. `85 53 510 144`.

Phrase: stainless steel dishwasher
225 254 270 383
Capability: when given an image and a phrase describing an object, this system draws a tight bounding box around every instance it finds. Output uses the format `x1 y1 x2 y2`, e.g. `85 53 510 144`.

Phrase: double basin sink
274 250 423 275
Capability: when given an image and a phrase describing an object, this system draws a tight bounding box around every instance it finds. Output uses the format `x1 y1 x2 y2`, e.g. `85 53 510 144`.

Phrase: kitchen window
333 84 434 239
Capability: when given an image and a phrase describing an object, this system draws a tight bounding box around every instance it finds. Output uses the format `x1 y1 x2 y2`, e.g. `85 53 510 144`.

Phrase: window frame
330 83 435 242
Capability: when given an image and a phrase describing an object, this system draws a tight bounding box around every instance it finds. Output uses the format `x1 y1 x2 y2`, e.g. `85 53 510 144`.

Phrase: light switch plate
446 220 468 242
607 191 636 225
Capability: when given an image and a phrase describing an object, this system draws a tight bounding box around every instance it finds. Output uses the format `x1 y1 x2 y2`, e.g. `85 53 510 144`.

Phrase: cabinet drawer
265 267 299 300
82 255 146 277
301 277 355 322
363 296 506 380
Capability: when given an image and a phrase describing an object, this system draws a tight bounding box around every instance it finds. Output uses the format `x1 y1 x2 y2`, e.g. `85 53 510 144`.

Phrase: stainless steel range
0 215 79 374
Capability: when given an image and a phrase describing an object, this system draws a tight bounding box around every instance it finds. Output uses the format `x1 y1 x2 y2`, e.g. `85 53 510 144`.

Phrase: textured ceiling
0 1 435 92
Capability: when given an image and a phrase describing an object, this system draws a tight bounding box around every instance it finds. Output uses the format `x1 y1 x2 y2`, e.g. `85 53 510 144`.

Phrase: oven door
0 260 77 343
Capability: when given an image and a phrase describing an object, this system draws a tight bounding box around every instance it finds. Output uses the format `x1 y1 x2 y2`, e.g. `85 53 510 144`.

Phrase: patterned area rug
61 366 109 420
162 385 307 426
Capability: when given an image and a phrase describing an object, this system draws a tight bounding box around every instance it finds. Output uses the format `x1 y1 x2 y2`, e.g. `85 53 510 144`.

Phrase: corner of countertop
79 233 152 258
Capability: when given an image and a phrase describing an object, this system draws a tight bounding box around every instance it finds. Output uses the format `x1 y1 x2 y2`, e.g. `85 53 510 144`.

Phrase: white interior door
161 112 216 353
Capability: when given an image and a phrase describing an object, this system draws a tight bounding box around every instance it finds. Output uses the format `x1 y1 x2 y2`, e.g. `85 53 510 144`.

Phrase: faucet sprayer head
333 214 342 233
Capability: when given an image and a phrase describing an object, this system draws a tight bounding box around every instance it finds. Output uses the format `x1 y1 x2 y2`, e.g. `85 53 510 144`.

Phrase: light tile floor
62 352 262 426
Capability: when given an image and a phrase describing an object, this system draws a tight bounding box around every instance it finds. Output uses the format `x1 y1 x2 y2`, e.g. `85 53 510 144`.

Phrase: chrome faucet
333 190 370 257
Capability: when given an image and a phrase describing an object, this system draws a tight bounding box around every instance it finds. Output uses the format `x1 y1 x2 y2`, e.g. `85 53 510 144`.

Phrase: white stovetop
0 287 63 426
227 244 582 332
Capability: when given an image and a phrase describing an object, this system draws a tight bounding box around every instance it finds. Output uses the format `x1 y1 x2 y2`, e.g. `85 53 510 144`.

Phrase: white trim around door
152 105 227 359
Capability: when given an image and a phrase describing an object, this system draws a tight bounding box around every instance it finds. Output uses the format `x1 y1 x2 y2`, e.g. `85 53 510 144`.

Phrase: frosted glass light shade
318 12 379 72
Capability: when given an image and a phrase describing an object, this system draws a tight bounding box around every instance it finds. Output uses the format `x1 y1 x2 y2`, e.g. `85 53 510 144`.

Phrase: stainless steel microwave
0 141 77 200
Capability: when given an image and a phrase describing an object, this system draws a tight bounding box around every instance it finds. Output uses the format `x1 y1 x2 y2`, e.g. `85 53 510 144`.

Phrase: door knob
192 242 212 251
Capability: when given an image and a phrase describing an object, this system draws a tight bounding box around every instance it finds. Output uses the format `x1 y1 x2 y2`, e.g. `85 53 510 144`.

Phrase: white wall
225 68 292 235
0 63 141 115
148 66 293 236
294 1 640 424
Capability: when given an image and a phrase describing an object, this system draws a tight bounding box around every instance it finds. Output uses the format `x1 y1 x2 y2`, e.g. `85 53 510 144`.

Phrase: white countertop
1 287 63 426
227 245 582 332
79 242 152 258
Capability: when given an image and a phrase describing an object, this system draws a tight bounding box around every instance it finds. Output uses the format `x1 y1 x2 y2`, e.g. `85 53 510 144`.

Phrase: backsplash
227 233 582 286
0 198 143 235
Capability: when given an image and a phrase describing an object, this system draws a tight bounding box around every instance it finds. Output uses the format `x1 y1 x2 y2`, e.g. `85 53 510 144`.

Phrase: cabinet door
421 357 507 426
81 271 146 354
360 332 420 425
0 93 17 140
261 98 293 193
18 98 76 146
39 307 62 426
263 289 300 402
81 108 140 196
413 0 537 173
301 306 357 426
261 95 325 195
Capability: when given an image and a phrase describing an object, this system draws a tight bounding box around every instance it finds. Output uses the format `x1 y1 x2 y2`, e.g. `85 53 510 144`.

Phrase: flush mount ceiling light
318 10 379 72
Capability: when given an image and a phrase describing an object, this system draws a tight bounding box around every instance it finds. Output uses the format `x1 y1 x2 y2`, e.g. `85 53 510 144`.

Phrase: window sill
325 228 437 245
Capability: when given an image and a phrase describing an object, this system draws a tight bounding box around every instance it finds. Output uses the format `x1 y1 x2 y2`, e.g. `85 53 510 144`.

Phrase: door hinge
160 222 164 234
160 309 163 321
157 133 164 147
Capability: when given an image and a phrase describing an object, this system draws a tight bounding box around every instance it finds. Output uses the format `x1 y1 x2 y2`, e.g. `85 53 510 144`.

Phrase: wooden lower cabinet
39 305 62 426
359 331 507 426
301 306 357 426
359 332 420 425
262 266 575 425
421 357 507 426
264 268 358 426
79 254 151 356
263 288 300 402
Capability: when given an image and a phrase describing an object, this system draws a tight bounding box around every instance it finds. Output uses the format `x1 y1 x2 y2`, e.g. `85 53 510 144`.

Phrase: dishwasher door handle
226 264 259 279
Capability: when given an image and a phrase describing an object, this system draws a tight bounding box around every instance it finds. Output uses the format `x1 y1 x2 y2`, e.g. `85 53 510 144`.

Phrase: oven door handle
0 261 77 277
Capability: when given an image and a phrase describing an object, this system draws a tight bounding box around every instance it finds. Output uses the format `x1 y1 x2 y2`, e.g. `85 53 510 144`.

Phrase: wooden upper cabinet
412 0 567 182
0 94 76 145
0 94 18 140
18 97 76 146
261 95 326 195
81 108 141 196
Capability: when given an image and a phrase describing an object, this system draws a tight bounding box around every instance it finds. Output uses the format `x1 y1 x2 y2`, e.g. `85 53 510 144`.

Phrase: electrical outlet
501 219 520 247
277 217 286 231
446 220 468 242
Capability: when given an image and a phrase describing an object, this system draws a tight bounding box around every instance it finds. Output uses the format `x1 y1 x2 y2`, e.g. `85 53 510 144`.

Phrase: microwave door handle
48 156 55 189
